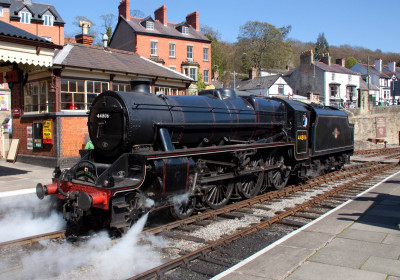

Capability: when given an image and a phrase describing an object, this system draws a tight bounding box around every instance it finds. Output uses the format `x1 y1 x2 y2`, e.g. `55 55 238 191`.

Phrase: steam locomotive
36 80 354 232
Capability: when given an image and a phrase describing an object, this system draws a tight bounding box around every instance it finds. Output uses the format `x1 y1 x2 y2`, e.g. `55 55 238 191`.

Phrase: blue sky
44 0 399 53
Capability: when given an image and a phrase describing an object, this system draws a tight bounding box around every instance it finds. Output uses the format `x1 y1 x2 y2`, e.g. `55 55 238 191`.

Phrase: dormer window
43 15 54 26
146 21 154 30
182 26 189 34
19 11 31 24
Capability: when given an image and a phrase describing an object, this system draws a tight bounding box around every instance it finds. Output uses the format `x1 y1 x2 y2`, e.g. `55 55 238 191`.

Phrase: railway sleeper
277 218 307 228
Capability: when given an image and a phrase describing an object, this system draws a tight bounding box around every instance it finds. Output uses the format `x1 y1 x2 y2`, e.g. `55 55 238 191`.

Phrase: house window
112 83 131 91
183 67 197 81
330 84 340 98
146 21 154 30
203 47 209 61
169 43 175 58
383 79 388 87
151 41 158 56
203 69 209 83
278 85 284 94
170 66 176 71
61 79 108 111
346 86 356 101
155 86 179 96
19 11 31 24
182 26 189 34
24 81 52 113
0 8 3 17
331 73 335 81
43 15 54 26
190 68 197 80
187 45 193 60
348 75 352 83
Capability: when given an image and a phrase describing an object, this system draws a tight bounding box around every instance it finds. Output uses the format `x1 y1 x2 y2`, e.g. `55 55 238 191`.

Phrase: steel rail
129 162 398 280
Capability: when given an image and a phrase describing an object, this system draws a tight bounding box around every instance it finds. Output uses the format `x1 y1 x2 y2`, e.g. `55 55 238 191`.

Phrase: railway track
128 161 399 280
1 155 398 279
0 161 376 249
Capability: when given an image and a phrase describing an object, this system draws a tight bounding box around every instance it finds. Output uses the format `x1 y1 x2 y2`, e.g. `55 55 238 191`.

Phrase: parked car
2 117 12 136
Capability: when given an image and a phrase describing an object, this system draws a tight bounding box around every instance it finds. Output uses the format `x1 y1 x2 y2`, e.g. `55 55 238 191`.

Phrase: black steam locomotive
36 80 354 231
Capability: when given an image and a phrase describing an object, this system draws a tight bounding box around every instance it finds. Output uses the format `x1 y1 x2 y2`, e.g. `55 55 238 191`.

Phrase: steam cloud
0 194 65 242
1 213 164 280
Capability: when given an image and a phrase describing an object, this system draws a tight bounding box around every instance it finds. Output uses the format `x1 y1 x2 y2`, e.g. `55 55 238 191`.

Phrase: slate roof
355 63 390 79
120 16 210 43
359 77 379 91
2 0 64 25
237 75 280 91
314 61 360 75
53 44 193 82
0 20 60 47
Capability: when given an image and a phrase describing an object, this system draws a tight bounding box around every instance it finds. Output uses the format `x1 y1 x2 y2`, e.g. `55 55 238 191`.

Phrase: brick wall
0 11 64 45
136 34 212 77
60 116 89 157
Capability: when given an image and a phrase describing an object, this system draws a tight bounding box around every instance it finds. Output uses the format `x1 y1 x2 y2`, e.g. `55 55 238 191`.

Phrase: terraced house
0 0 64 45
110 0 211 94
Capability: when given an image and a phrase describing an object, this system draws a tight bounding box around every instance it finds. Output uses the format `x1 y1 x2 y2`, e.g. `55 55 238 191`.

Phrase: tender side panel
313 115 354 155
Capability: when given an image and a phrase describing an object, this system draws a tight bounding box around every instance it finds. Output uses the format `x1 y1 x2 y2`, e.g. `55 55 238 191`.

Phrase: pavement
213 171 400 280
0 158 54 196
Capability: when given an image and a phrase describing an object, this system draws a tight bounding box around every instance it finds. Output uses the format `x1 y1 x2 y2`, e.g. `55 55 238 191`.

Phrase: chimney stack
374 58 382 72
118 0 130 19
155 5 167 26
336 58 345 67
75 20 94 45
249 67 257 79
300 50 314 65
186 11 199 31
320 53 331 66
388 61 396 73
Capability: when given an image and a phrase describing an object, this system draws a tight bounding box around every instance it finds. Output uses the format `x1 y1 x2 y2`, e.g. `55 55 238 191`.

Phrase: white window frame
43 15 54 26
0 8 3 17
183 66 197 81
203 69 209 84
182 26 189 35
203 47 209 61
151 41 158 57
169 43 175 58
146 21 154 30
187 45 193 60
278 85 284 94
19 11 31 24
170 65 176 71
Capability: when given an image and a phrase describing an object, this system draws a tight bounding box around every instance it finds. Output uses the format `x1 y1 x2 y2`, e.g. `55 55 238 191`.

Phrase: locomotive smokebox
130 79 151 94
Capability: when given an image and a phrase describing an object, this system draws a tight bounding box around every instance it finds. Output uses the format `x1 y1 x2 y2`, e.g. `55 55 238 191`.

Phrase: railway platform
213 172 400 280
0 159 53 195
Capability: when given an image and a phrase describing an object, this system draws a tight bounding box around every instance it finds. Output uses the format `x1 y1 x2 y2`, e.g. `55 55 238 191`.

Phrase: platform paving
0 159 53 195
213 171 400 280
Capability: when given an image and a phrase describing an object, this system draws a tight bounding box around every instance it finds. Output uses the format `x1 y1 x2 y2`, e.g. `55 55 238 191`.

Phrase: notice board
7 139 19 163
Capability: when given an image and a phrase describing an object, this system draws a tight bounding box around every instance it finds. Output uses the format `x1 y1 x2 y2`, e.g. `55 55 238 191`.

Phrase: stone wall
348 106 400 145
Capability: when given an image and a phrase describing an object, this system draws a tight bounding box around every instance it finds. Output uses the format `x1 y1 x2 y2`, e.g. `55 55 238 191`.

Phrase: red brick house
0 0 64 45
110 0 211 94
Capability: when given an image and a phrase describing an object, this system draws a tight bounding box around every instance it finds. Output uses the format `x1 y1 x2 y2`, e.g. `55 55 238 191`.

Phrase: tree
196 72 207 92
345 57 358 69
201 25 226 79
99 14 117 43
131 9 145 18
314 33 330 60
237 21 291 71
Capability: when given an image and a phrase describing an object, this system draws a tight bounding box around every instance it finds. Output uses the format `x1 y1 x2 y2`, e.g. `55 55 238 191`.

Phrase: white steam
10 213 164 280
0 194 65 242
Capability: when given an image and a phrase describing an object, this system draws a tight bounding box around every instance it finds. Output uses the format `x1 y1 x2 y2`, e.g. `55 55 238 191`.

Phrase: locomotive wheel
268 155 290 190
170 196 195 220
204 180 234 209
237 156 264 199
